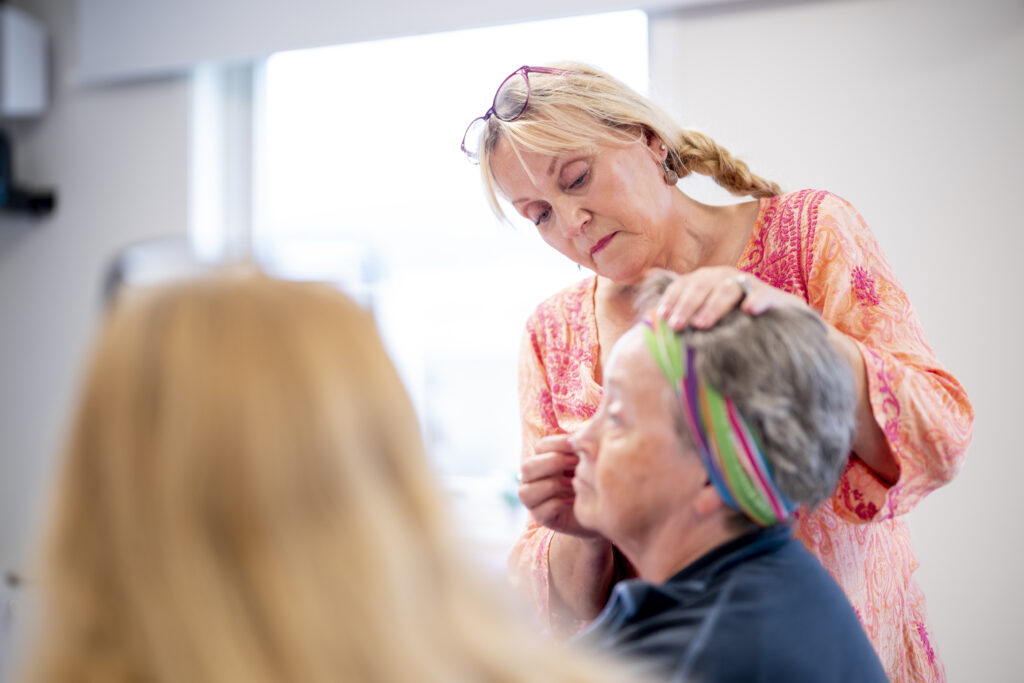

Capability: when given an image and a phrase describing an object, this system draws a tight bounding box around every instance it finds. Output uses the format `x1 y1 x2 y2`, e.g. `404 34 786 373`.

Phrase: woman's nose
556 202 590 240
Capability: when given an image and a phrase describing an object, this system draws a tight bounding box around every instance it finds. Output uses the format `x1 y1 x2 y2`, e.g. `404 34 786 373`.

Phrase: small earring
659 144 666 151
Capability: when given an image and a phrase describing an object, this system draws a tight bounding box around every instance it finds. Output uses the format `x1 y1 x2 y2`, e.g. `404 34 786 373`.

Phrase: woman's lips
590 232 617 255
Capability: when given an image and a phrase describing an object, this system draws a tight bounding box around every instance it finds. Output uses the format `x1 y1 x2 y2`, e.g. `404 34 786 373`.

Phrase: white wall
0 0 190 580
74 0 738 83
651 0 1023 678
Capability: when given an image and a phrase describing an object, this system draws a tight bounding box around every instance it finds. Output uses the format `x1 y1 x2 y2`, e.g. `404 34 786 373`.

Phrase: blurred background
0 0 1021 679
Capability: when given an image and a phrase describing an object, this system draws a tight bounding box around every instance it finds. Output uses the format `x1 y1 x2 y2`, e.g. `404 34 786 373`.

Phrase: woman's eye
532 207 551 226
568 171 589 190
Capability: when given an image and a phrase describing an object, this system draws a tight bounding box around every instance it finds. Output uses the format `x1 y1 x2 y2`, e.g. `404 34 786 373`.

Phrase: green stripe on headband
700 384 777 526
643 317 683 384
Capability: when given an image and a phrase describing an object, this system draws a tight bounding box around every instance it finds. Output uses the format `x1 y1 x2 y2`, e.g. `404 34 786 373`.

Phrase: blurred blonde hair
23 272 638 683
477 61 781 221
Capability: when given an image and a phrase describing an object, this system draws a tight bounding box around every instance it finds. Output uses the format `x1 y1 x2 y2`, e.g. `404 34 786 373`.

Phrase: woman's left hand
654 266 809 331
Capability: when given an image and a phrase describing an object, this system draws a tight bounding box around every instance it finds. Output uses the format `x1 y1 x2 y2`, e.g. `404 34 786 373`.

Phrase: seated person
20 271 645 683
571 275 888 682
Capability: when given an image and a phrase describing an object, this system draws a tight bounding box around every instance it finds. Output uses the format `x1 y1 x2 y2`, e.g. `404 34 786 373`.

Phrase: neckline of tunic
581 196 770 397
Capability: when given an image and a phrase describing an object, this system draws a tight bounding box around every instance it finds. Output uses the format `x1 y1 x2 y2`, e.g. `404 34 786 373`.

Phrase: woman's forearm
827 325 899 484
548 532 616 626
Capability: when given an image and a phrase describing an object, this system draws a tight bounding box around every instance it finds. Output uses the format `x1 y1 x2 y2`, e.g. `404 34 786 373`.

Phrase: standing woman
462 62 973 681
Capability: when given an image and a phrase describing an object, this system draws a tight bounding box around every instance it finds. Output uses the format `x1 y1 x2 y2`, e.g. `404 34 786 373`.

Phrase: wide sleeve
805 194 974 522
507 319 562 631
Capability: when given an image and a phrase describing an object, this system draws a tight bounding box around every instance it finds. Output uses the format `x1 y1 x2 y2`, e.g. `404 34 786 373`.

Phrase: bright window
256 11 649 561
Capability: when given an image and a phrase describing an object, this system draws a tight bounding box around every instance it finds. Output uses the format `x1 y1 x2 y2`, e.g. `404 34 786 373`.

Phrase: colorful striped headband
641 314 796 526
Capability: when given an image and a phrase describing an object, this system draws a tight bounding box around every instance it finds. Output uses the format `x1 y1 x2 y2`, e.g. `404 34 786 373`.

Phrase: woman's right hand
518 434 602 538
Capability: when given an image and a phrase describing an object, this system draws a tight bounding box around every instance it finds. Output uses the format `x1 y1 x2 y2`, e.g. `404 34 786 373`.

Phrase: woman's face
488 134 676 285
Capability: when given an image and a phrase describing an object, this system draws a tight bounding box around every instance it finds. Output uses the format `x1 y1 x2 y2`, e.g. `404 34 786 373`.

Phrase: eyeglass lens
493 71 529 121
462 117 487 160
462 71 529 161
463 68 556 162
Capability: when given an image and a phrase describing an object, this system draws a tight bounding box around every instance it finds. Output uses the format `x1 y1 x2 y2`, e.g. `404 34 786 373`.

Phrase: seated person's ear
694 482 726 518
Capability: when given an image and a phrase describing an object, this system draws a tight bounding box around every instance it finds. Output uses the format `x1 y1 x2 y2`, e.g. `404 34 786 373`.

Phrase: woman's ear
643 128 668 162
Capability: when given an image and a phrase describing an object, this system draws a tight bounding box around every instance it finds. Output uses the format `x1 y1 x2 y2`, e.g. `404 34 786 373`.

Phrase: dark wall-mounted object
0 6 54 217
0 130 54 215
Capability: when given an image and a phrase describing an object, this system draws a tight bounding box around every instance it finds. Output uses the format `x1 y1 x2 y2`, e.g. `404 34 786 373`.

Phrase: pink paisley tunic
510 190 973 682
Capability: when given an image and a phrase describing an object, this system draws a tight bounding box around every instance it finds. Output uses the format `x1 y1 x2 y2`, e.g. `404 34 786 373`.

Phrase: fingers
521 449 579 485
518 474 574 510
740 285 808 316
517 455 581 535
655 275 704 329
690 275 746 329
653 267 811 330
656 266 749 331
517 435 585 532
520 433 605 538
518 447 578 510
534 433 575 455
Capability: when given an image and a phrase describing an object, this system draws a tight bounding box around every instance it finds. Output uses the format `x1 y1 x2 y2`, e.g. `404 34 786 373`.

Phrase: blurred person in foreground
568 272 887 682
20 271 643 683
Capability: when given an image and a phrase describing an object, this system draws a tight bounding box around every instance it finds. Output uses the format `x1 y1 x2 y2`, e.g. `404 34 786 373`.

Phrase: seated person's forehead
607 326 666 390
608 326 651 371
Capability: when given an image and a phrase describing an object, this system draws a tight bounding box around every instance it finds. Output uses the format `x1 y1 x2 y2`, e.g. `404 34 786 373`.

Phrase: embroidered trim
852 266 882 306
917 622 936 665
740 189 828 299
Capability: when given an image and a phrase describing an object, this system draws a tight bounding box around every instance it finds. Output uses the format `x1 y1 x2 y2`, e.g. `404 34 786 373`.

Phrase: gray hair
636 273 856 510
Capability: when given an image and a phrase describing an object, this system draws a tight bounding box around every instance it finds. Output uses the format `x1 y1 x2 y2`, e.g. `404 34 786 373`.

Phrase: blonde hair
478 61 781 220
23 272 639 683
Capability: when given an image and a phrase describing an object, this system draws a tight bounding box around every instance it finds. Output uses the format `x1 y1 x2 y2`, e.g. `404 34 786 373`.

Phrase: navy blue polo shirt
578 525 888 682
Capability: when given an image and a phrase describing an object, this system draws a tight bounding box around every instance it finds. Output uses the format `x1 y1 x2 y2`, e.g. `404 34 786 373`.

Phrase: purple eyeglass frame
460 65 575 160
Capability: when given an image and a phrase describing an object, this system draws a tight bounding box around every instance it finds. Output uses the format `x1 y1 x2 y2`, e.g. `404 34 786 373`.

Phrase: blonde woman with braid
21 273 645 683
461 62 974 681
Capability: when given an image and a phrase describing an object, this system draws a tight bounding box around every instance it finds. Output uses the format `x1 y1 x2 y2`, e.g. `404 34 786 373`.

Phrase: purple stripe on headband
684 350 737 509
683 348 709 453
